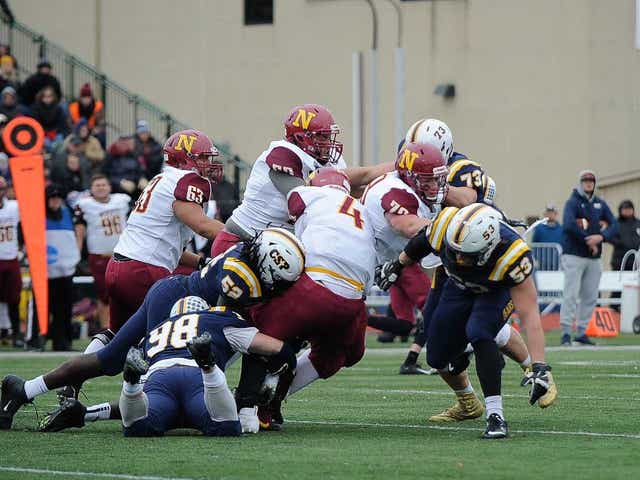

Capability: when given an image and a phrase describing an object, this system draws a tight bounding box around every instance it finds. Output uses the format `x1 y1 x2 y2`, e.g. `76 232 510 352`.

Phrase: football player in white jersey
102 129 225 336
246 168 378 430
211 103 393 257
362 142 447 356
74 174 130 328
0 176 22 347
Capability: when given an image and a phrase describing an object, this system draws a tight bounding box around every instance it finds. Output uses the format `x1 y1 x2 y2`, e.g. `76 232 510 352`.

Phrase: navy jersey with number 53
144 307 248 370
418 207 534 293
186 243 264 306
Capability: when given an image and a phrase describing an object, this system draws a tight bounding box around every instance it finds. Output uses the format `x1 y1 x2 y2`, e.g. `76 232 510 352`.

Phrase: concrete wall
11 0 640 221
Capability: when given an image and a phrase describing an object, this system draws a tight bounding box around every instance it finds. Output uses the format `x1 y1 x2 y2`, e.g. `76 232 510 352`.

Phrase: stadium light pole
364 0 379 164
385 0 405 147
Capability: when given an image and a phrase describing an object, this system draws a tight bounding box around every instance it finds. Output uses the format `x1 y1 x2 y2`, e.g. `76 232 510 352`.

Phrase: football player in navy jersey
39 296 296 436
0 228 304 431
397 119 529 378
377 204 557 439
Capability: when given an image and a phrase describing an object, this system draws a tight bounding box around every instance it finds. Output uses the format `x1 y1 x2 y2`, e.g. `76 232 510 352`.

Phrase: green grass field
1 334 639 480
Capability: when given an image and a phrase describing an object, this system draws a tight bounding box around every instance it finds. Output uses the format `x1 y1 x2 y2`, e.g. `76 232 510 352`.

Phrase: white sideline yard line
364 345 640 356
1 344 639 359
0 466 195 480
287 419 640 439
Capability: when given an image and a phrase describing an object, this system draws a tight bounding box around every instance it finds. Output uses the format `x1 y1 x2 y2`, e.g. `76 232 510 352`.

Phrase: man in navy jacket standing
560 170 617 346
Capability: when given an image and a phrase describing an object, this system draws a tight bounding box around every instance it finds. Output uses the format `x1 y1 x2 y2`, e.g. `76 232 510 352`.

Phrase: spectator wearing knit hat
0 55 19 92
133 120 163 179
28 86 70 151
559 170 618 346
0 86 27 120
18 59 62 106
68 83 104 131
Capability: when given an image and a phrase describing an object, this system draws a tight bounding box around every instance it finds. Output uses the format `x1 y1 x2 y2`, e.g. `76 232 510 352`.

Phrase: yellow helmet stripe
489 239 530 281
224 257 262 298
452 204 490 244
446 159 482 183
428 207 459 251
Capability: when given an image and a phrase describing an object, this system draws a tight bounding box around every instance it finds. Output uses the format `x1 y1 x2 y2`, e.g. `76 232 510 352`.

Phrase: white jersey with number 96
287 185 376 299
114 166 211 271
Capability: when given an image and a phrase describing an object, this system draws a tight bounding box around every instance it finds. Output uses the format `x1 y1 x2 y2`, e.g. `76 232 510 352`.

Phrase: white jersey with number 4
114 166 211 271
0 199 19 260
362 172 436 265
230 140 347 235
287 185 376 299
76 193 130 255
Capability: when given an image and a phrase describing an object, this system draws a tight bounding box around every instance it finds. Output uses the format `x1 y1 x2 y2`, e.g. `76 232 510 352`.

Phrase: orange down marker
3 117 48 334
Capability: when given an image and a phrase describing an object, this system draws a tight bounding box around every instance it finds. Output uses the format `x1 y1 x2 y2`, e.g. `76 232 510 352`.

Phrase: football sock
404 351 419 366
202 366 238 422
485 395 504 419
367 316 413 336
288 349 319 397
454 384 474 396
24 375 49 400
520 354 532 370
85 402 112 422
119 383 148 428
472 339 502 398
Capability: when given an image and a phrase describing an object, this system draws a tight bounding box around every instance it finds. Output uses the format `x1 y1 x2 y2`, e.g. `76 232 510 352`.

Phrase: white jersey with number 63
114 166 211 271
287 185 376 299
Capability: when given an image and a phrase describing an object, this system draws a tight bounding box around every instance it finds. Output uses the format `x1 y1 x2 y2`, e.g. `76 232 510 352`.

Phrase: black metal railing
0 20 250 193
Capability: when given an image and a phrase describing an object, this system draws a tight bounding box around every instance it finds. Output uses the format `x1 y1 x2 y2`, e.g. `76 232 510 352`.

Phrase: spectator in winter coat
133 120 163 179
0 86 27 120
611 200 640 271
61 119 105 173
532 204 563 244
18 59 62 106
560 170 618 346
28 86 70 151
103 136 146 196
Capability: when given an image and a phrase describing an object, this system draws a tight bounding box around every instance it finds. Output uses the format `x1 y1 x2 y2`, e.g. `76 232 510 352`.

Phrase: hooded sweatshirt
561 175 617 258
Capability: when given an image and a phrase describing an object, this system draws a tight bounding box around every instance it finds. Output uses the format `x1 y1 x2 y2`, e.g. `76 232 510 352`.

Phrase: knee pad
447 351 472 376
494 323 511 348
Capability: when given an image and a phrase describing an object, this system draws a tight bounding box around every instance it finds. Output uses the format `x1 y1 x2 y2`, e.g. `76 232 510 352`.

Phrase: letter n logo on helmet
292 109 317 130
174 134 197 153
398 149 418 171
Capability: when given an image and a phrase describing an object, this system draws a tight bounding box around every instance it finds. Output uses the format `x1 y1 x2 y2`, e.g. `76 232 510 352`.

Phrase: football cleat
123 348 149 384
258 401 284 431
482 413 509 439
377 332 396 343
573 334 596 346
0 375 30 429
56 384 81 404
399 363 437 375
429 392 484 422
39 398 87 432
186 332 216 371
560 333 571 346
238 407 259 434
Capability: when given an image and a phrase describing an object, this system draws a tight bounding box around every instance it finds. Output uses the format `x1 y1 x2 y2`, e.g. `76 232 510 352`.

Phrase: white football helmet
249 227 305 294
445 204 502 266
405 118 454 160
170 296 210 317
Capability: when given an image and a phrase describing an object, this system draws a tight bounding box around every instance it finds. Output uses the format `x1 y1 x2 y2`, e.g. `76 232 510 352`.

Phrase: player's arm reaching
173 200 224 240
343 162 395 190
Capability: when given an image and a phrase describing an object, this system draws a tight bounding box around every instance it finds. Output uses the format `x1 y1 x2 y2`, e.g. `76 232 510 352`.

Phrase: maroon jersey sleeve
287 191 307 222
381 188 420 216
174 173 211 206
265 146 304 178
